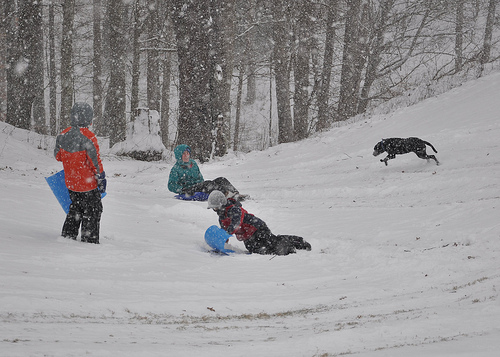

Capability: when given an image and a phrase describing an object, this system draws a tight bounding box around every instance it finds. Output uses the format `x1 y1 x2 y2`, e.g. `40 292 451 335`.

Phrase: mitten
96 171 107 194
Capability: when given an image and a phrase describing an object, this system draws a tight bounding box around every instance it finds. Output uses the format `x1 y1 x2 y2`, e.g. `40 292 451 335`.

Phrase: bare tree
130 0 142 114
292 0 313 140
4 0 23 128
343 1 434 116
272 0 294 143
6 0 45 133
160 14 174 149
147 0 160 112
60 0 75 129
455 0 465 73
0 1 5 122
233 62 244 151
209 0 236 157
316 0 338 132
48 1 58 135
3 0 44 131
480 0 498 71
244 4 257 105
337 0 368 121
170 0 212 161
104 0 127 146
358 0 395 114
160 49 172 148
170 0 235 160
93 0 104 135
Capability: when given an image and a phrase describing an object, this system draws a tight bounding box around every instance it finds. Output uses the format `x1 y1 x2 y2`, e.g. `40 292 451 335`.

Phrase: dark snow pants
62 189 103 244
244 228 311 256
184 177 238 196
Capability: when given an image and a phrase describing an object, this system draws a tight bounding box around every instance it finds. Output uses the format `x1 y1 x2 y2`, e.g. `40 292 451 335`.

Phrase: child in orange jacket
54 103 106 244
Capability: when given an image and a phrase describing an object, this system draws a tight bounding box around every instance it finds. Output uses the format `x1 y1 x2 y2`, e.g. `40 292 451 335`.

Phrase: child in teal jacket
168 144 204 194
168 144 242 199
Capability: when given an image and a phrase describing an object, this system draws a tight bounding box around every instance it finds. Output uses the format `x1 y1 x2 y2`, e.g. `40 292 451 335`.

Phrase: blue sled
45 170 106 214
174 192 209 201
204 225 235 255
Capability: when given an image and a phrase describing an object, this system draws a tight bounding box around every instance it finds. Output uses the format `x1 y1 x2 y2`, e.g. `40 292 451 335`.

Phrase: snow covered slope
1 72 499 356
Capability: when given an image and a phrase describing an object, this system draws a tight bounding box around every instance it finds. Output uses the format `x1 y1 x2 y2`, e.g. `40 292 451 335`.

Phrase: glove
96 171 107 194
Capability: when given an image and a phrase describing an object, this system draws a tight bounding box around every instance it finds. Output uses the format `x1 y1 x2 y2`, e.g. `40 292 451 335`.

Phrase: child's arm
225 206 244 234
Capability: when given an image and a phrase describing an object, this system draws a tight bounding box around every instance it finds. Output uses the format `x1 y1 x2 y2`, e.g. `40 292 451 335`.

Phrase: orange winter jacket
54 127 104 192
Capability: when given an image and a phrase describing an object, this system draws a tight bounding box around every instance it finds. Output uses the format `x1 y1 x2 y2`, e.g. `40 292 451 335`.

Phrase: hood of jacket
70 102 94 128
174 144 191 162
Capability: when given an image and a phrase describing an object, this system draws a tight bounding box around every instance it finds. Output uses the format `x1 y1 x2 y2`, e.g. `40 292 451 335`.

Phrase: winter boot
274 239 296 256
281 235 311 251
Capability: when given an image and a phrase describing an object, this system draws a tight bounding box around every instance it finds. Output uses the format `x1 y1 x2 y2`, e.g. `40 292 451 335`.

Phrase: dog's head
373 140 386 156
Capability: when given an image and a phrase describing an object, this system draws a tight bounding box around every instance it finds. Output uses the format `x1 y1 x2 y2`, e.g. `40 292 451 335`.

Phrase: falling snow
0 72 499 356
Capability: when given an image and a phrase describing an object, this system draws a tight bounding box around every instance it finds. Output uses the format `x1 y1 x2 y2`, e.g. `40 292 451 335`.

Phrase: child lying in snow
207 190 311 255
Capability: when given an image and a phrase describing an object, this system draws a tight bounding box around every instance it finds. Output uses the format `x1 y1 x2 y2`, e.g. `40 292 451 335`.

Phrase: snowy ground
1 72 499 357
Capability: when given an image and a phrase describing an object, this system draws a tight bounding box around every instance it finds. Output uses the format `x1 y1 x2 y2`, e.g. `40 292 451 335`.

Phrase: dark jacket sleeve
219 206 243 235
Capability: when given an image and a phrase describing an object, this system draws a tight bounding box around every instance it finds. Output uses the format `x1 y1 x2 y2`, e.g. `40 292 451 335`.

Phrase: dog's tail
423 140 438 153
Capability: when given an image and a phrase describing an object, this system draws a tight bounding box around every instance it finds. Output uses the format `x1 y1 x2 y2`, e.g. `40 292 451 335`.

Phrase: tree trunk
337 0 367 121
147 0 160 112
480 0 497 69
16 0 45 133
358 0 394 114
160 51 172 149
93 0 104 135
0 6 6 122
268 55 273 148
316 0 337 131
130 0 141 114
48 1 58 135
209 0 235 157
272 0 294 144
28 0 45 134
243 3 257 105
246 62 256 104
170 0 214 162
60 0 75 129
0 0 5 122
454 0 464 73
5 0 23 129
233 63 244 152
104 0 127 146
17 0 32 130
293 0 312 141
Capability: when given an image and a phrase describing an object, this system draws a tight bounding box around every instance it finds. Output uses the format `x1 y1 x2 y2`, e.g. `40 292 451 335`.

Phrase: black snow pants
62 188 103 244
244 228 311 256
184 177 238 196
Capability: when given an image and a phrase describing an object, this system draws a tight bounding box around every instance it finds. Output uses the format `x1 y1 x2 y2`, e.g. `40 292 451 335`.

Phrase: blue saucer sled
174 192 209 201
204 225 235 255
45 170 106 214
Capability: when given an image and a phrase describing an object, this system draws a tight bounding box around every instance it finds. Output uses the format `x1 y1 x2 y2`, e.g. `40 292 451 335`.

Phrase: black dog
373 137 439 166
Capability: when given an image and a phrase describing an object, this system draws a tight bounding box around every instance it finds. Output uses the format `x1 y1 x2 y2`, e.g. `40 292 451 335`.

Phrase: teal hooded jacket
168 144 204 193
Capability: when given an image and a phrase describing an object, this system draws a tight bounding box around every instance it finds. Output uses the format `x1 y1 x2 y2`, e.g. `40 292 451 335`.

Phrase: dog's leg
381 154 394 166
429 155 439 165
416 151 439 165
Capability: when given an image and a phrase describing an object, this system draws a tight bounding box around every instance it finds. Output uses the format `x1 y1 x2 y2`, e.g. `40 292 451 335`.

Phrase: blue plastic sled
45 170 106 214
204 225 235 255
174 192 209 201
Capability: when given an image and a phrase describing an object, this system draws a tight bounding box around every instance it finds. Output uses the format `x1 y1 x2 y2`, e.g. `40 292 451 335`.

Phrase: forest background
1 0 499 161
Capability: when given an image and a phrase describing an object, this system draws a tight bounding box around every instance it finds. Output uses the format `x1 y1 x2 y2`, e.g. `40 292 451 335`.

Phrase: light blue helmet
207 190 227 209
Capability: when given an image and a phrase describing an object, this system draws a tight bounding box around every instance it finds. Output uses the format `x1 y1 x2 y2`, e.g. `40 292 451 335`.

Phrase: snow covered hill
1 71 499 356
